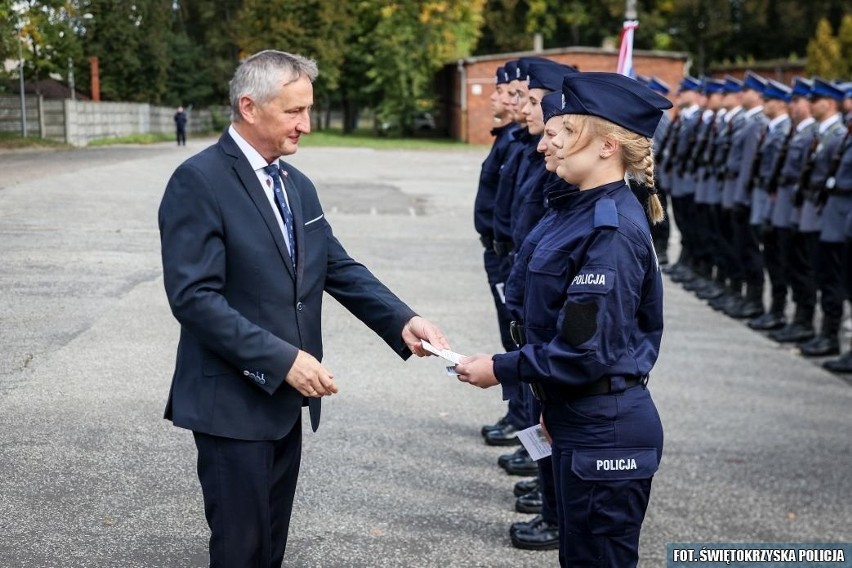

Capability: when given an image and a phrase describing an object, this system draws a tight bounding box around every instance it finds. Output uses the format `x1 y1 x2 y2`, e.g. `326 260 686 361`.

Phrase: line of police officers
472 60 852 555
654 73 852 372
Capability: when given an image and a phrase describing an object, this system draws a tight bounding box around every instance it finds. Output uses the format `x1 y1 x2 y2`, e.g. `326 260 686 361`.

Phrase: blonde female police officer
456 72 671 567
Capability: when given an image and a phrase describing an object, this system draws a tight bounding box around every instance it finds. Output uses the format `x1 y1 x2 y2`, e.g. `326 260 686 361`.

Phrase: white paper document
420 340 466 376
516 424 552 461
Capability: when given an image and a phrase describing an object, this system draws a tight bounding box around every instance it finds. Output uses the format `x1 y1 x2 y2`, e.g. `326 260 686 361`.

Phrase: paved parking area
1 139 850 567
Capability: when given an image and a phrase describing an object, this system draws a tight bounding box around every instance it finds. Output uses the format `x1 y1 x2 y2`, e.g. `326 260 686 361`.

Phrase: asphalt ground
0 138 850 567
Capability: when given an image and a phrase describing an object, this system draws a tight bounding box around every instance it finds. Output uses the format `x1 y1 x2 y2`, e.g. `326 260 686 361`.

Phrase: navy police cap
835 81 852 98
527 61 578 92
790 77 812 98
809 77 844 101
561 72 673 138
703 78 726 95
504 60 519 82
517 56 552 81
541 91 568 124
678 76 701 93
636 75 671 96
763 79 792 102
743 71 768 93
723 75 744 93
495 66 510 85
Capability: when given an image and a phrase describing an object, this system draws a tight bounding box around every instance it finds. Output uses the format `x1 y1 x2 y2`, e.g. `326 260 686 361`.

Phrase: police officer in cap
477 65 523 441
768 78 820 344
726 71 769 319
482 59 533 449
666 76 703 284
455 72 670 567
745 79 793 329
507 79 577 552
637 75 673 264
823 84 852 373
796 78 847 357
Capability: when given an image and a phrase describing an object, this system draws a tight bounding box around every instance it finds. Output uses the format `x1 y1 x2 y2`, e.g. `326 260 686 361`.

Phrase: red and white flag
616 20 639 78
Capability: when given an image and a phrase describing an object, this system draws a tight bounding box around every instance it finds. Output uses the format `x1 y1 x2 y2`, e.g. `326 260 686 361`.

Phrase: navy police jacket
510 154 557 249
493 129 536 250
493 180 664 400
474 122 520 237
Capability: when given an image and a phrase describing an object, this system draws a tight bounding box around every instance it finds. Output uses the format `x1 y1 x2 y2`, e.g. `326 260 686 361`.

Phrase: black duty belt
493 240 514 257
530 374 648 402
479 234 494 250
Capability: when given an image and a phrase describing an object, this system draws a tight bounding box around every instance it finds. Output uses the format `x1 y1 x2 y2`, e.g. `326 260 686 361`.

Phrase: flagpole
625 0 637 20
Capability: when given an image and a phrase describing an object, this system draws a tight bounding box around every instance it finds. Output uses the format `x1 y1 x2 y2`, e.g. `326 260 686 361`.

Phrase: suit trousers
194 419 302 568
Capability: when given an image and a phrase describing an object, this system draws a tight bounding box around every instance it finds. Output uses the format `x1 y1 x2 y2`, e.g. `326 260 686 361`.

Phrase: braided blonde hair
575 116 665 225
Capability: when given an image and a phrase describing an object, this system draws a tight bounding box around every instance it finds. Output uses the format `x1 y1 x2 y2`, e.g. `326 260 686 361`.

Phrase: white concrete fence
0 96 226 146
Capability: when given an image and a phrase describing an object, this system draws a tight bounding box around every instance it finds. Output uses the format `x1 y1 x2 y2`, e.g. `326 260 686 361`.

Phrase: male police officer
726 71 769 319
666 77 703 284
708 77 747 309
796 78 847 357
639 76 674 264
768 78 820 344
746 80 793 329
823 84 852 372
685 79 726 296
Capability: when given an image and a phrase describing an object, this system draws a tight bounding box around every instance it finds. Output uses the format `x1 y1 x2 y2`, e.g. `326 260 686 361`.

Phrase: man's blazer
158 131 416 440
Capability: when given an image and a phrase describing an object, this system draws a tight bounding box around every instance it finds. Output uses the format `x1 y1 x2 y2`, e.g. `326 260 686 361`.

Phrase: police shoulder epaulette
593 198 619 229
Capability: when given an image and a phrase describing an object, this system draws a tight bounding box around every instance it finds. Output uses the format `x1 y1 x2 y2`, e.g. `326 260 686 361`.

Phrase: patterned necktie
263 163 296 265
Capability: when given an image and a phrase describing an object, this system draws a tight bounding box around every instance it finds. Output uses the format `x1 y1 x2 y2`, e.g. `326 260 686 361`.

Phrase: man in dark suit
158 50 448 567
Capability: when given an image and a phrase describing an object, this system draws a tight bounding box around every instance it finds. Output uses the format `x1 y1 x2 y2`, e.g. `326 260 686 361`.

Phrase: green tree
80 0 144 100
165 30 214 108
477 0 530 53
234 0 353 129
366 0 485 135
135 0 173 104
805 17 841 79
0 0 21 93
836 13 852 77
11 0 84 94
177 0 243 106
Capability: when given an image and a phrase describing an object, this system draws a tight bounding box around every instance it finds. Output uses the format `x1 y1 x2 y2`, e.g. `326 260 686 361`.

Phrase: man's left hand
402 316 449 356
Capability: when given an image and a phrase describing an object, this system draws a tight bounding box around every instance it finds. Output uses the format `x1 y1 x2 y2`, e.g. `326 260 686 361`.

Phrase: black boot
499 447 527 469
798 335 840 357
770 321 815 343
748 312 786 330
515 490 543 514
729 283 764 319
513 477 539 497
484 422 521 446
510 516 559 550
823 350 852 373
481 415 509 437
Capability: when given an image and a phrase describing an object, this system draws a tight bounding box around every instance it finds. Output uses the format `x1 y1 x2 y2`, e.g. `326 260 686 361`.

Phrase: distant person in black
174 106 187 146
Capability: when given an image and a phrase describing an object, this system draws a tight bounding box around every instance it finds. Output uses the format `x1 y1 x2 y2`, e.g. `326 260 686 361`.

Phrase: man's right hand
285 351 338 397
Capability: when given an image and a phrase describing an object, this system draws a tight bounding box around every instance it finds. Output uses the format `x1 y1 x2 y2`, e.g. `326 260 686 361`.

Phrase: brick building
441 46 689 145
